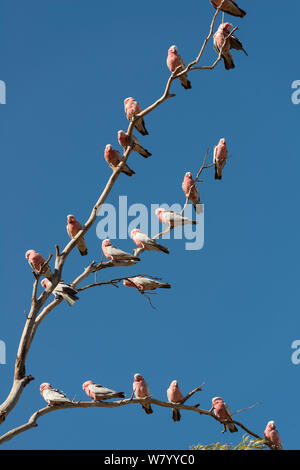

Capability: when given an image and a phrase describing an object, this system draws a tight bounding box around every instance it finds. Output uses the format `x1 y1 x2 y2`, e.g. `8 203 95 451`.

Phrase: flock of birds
24 0 252 305
39 375 283 450
25 101 230 304
23 0 283 451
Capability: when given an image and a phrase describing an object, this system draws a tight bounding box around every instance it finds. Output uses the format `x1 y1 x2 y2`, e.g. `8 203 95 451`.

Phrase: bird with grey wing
41 278 79 307
40 383 73 406
82 380 125 401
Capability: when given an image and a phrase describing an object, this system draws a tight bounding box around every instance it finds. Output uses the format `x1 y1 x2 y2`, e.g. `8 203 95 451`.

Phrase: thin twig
232 401 263 416
179 384 205 405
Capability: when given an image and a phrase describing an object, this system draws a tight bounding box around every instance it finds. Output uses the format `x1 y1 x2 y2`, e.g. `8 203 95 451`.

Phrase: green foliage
191 434 268 451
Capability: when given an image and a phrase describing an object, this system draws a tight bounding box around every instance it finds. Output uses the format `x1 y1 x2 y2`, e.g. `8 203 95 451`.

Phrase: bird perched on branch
130 229 169 254
210 0 246 18
213 22 247 70
264 421 283 450
167 380 184 422
25 250 52 278
133 373 153 415
66 215 88 256
123 276 171 292
167 45 192 90
213 138 228 180
118 130 151 158
124 97 149 136
211 397 238 433
104 144 135 176
82 380 125 401
40 383 73 406
182 172 202 214
102 239 140 263
155 208 198 228
41 278 79 307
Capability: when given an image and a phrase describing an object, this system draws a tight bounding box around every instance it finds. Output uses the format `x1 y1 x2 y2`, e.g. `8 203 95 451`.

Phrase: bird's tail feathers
180 76 192 90
156 244 170 254
214 166 222 180
143 404 153 415
136 145 152 158
172 408 181 422
159 283 171 289
123 166 136 177
194 203 203 214
224 54 235 70
228 422 238 433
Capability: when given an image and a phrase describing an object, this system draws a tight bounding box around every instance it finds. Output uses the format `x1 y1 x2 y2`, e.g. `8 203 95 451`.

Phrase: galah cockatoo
82 380 125 401
41 278 79 307
130 229 169 254
213 22 247 70
133 373 153 415
155 208 198 228
40 383 72 406
182 172 202 214
167 380 184 422
101 239 140 263
104 144 135 176
212 396 238 433
213 138 228 180
25 250 52 278
166 45 191 90
210 0 246 17
118 130 151 158
124 97 149 136
264 421 283 450
66 215 88 256
123 276 171 292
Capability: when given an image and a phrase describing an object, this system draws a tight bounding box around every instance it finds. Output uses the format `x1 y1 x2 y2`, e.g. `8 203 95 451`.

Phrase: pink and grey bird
213 138 228 180
213 22 247 70
25 250 52 278
182 172 202 214
104 144 135 176
118 130 151 158
41 278 79 307
123 276 171 292
210 0 246 17
66 215 88 256
167 45 191 90
264 421 283 450
155 208 197 228
167 380 184 422
102 238 140 263
131 229 169 254
40 383 72 406
124 97 149 136
212 396 238 433
133 373 153 415
82 380 125 401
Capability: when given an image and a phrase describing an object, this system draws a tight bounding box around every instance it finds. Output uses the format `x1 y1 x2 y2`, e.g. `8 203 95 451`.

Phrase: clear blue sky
1 0 299 450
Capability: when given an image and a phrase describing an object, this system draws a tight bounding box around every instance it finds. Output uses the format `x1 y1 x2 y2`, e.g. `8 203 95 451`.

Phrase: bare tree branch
0 386 271 449
0 3 265 452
